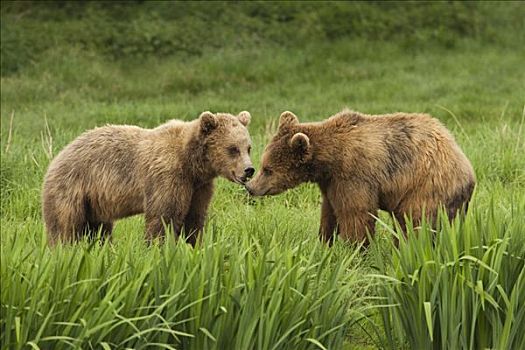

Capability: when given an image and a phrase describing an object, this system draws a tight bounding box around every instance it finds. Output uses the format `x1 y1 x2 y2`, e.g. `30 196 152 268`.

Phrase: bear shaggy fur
246 110 475 245
43 111 253 245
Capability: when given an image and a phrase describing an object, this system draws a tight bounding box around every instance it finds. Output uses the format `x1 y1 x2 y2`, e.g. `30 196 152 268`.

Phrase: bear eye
247 145 251 154
262 167 273 176
227 146 240 156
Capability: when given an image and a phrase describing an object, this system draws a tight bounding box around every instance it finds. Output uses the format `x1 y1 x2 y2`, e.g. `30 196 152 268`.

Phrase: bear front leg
319 191 337 245
337 211 376 247
144 180 193 243
183 182 214 246
328 182 378 247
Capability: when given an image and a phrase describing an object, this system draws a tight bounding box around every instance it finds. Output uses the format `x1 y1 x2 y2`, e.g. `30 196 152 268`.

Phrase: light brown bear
246 110 475 245
43 111 254 246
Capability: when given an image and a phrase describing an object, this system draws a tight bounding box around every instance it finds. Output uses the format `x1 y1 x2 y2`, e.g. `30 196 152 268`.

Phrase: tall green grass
1 226 371 349
373 202 525 349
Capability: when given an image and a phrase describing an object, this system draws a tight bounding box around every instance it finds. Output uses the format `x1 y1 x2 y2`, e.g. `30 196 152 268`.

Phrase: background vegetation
1 1 524 349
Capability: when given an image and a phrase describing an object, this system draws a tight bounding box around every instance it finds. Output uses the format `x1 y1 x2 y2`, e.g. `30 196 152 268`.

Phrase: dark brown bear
43 111 254 245
246 110 475 245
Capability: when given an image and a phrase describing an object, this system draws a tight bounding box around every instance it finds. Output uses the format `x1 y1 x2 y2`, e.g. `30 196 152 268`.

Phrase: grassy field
1 2 525 349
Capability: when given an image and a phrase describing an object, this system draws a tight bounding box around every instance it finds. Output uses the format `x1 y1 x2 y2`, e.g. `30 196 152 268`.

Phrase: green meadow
1 2 524 349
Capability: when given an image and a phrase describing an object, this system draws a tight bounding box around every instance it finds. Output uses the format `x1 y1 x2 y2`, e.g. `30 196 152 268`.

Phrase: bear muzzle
244 181 270 196
231 166 255 185
240 167 255 183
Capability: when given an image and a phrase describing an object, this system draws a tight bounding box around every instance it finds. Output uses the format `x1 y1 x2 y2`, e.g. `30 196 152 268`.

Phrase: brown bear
246 110 475 245
42 111 254 246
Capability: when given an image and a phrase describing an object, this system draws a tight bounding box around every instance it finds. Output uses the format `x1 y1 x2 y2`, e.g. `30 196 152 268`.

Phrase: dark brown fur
246 110 475 246
43 111 253 245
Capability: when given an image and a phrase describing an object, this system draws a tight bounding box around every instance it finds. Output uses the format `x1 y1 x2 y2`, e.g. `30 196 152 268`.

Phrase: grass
372 204 525 349
1 227 371 349
1 2 525 349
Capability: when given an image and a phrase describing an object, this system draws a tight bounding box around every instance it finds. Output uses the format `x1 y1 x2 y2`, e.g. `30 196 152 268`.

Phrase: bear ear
237 111 251 127
279 111 299 129
200 111 218 134
290 132 312 162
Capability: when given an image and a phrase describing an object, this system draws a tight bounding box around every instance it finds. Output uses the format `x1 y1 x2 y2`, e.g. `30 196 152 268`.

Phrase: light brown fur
246 110 475 246
43 111 253 245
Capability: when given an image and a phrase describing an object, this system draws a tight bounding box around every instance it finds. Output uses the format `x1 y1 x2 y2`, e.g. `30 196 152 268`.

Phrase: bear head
199 111 254 184
246 111 313 196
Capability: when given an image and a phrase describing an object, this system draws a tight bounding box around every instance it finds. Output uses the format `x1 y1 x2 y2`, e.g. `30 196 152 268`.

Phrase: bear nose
244 167 255 178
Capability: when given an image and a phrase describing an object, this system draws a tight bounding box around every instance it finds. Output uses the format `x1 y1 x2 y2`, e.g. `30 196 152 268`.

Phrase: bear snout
245 184 254 196
244 167 255 178
239 166 255 183
245 183 258 196
244 181 270 196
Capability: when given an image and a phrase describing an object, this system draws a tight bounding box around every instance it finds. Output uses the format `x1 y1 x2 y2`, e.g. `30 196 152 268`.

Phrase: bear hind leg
447 180 475 221
46 206 89 244
86 221 114 243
